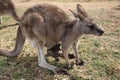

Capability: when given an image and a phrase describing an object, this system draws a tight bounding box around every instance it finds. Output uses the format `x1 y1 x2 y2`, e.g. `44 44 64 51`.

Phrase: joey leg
47 44 61 61
47 44 76 61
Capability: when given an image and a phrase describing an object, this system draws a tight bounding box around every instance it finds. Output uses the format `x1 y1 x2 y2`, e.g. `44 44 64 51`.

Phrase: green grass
0 1 120 80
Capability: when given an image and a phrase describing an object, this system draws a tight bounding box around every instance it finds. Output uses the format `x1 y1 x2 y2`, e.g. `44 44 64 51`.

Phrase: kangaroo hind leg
34 40 67 74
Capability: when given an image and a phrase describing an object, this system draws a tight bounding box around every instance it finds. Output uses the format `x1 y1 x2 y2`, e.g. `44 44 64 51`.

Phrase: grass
0 0 120 80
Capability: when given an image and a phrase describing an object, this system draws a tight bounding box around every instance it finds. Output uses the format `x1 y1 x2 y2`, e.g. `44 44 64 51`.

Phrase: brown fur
0 4 104 76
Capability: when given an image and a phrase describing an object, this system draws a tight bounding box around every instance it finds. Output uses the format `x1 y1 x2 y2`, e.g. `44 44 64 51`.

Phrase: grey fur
0 4 104 74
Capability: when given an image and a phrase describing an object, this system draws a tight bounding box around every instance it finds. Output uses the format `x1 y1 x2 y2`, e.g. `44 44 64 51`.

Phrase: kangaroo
0 0 20 24
0 4 104 77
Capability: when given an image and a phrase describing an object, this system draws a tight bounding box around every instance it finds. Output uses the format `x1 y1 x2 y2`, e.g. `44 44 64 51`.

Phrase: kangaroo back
21 4 70 48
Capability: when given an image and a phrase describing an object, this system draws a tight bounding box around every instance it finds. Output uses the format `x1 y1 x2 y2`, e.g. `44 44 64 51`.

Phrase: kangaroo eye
90 23 96 27
89 24 96 30
89 24 94 28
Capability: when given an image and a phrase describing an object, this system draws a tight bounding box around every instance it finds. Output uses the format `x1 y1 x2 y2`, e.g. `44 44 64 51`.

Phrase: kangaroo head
70 4 104 36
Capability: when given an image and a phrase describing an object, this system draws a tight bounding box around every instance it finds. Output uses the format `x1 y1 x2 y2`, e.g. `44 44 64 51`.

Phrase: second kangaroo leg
72 42 84 66
0 16 2 24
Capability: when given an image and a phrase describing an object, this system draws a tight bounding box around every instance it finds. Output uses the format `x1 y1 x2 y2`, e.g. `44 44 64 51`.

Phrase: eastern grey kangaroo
0 4 104 75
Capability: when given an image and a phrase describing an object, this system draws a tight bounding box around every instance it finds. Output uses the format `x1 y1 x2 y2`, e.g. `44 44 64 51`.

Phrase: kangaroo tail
0 27 25 57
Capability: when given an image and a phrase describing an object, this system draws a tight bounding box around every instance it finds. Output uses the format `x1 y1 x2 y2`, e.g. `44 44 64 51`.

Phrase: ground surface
0 0 120 80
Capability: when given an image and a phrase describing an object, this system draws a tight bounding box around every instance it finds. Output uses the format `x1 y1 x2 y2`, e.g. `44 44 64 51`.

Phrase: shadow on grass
0 56 55 80
0 23 19 30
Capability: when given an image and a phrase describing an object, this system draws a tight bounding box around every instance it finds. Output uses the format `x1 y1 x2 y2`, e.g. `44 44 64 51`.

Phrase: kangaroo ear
69 9 84 21
76 4 89 17
69 9 78 18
